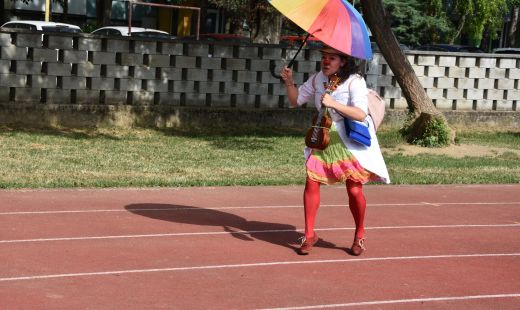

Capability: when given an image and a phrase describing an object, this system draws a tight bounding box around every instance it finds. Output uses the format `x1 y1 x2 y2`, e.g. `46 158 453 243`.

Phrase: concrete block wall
0 30 519 113
365 52 519 112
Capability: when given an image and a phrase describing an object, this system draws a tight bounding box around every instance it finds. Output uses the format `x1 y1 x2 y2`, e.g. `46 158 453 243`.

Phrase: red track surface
1 184 520 309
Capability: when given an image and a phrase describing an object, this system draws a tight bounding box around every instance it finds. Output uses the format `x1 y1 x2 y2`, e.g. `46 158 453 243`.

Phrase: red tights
303 177 366 239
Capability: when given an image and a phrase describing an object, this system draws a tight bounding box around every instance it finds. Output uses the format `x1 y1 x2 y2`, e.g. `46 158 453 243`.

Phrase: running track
1 184 519 309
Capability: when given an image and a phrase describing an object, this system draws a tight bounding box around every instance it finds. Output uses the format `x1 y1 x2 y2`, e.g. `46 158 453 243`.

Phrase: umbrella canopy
269 0 372 60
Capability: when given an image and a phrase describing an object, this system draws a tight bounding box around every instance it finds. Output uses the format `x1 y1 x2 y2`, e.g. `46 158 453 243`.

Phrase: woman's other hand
323 93 367 121
321 94 336 108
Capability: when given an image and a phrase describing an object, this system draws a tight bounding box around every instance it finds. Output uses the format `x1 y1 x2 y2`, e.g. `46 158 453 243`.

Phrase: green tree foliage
207 0 255 33
449 0 509 44
382 0 453 46
207 0 247 12
207 0 281 42
382 0 515 47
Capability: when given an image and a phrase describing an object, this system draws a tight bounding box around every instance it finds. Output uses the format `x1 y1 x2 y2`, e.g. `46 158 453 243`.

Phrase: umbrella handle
270 33 311 79
269 63 282 79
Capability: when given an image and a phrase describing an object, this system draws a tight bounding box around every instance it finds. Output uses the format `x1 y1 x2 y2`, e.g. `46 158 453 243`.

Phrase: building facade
1 0 225 36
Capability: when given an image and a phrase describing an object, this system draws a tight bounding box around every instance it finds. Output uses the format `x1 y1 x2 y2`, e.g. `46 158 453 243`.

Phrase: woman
281 45 390 256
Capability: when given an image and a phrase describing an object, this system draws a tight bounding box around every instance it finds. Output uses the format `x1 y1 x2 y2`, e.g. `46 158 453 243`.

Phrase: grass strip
0 127 519 188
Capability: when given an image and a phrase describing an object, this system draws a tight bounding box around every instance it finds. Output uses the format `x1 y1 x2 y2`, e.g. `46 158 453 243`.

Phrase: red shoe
297 234 319 255
350 237 366 256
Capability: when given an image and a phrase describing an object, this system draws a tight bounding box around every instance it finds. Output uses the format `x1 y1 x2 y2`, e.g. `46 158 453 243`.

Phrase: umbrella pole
270 33 311 79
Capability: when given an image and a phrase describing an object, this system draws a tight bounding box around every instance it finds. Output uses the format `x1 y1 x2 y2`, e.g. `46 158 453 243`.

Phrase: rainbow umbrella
269 0 372 60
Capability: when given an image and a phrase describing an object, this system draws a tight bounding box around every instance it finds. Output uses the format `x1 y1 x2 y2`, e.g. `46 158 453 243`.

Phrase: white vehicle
91 26 173 40
0 20 82 33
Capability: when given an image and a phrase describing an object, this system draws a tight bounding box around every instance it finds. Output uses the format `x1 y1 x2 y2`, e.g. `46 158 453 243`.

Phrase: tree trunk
199 0 209 34
225 16 245 35
361 0 454 144
0 0 5 25
96 0 113 27
509 7 519 47
251 8 282 44
449 14 466 44
62 0 69 23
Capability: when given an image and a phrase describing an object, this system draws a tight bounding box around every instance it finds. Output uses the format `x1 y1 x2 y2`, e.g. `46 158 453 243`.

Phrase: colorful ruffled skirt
306 124 378 185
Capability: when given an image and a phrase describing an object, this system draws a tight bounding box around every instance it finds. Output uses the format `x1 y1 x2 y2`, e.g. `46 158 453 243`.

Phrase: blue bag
344 119 371 147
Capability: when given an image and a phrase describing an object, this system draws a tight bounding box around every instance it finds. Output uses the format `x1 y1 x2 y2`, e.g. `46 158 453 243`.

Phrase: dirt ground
384 143 520 158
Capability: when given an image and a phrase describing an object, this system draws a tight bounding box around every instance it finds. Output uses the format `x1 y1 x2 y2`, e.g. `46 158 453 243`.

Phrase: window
41 26 81 33
2 23 37 31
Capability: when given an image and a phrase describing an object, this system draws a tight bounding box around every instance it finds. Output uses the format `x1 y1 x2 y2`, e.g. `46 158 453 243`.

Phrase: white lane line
1 253 519 282
258 294 520 310
1 202 520 216
1 223 519 244
421 202 441 207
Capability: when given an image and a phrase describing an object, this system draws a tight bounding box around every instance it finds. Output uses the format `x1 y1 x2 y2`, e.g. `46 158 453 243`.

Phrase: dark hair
337 55 362 80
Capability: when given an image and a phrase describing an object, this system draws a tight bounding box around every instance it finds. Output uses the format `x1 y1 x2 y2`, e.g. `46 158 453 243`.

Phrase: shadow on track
125 203 339 253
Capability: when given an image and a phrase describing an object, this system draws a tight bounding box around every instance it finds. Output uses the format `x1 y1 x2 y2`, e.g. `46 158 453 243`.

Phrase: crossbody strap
311 73 318 91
